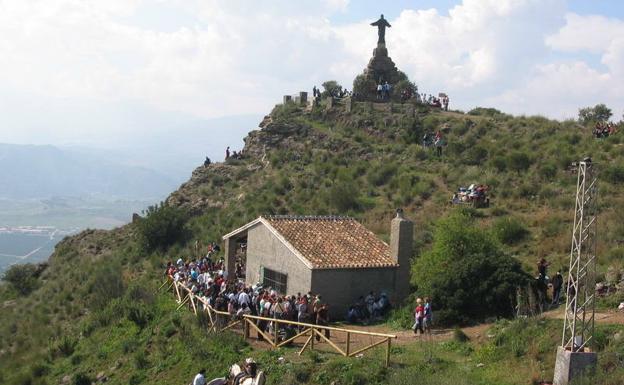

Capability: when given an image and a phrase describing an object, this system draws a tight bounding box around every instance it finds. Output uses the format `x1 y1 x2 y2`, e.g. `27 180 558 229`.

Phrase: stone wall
246 223 312 296
311 267 400 319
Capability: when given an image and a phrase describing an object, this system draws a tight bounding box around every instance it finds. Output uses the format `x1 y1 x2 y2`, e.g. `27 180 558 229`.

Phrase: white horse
206 364 266 385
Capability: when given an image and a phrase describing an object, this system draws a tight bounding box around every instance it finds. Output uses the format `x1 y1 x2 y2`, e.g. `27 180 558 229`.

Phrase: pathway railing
163 279 397 367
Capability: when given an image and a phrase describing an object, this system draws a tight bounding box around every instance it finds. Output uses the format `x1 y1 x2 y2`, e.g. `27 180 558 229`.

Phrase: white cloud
0 0 622 146
494 12 624 119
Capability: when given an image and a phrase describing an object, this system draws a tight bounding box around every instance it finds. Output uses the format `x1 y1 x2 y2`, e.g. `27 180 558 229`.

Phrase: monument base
553 346 597 385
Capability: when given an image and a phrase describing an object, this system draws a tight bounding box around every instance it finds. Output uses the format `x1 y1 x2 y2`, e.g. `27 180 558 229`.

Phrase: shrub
133 351 149 370
464 145 488 165
490 155 507 172
126 303 152 329
492 217 530 245
468 107 505 117
56 336 77 357
352 74 377 101
73 373 91 385
538 162 557 179
2 263 39 295
506 151 531 174
89 263 125 309
367 163 396 186
453 328 469 342
327 182 361 212
603 164 624 185
412 211 529 325
136 202 189 251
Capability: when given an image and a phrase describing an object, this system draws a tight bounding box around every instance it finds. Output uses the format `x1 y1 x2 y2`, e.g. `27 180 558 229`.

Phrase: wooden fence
162 279 397 367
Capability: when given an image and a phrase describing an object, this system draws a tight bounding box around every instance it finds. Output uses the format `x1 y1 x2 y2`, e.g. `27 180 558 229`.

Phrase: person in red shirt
413 298 425 335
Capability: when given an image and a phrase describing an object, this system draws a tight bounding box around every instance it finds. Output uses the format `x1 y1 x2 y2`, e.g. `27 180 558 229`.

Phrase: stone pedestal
354 43 405 101
325 97 334 110
345 97 352 113
364 43 401 84
553 346 597 385
299 92 308 106
283 95 292 104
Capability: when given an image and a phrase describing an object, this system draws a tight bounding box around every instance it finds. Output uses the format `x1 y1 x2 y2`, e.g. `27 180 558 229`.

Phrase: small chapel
222 210 414 317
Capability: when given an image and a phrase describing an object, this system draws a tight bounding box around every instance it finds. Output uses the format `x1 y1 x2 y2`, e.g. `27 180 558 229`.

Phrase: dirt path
340 309 624 347
542 308 624 324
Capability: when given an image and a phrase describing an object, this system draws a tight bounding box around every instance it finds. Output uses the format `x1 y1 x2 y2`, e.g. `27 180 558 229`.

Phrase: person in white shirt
238 289 251 307
193 369 206 385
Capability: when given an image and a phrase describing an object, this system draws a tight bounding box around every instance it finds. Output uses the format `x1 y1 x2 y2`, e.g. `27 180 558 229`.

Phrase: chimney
390 208 413 304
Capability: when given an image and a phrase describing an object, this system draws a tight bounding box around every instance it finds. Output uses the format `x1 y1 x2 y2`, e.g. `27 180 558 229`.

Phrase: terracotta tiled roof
263 216 396 269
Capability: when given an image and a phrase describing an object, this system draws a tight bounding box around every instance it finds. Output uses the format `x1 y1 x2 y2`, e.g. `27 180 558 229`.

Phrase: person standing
193 369 206 385
413 298 425 335
225 146 231 159
316 303 330 341
423 297 432 332
551 271 564 305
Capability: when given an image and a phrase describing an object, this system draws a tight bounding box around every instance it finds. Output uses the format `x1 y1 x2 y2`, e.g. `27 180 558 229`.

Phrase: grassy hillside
1 101 623 385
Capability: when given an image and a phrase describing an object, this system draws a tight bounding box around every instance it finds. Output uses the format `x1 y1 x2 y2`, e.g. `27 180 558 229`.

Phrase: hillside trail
340 308 624 347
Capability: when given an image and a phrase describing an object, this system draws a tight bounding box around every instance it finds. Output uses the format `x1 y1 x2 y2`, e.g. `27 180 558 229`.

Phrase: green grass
2 103 624 384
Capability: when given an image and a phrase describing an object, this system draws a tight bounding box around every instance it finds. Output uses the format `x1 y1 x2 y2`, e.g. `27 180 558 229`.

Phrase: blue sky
0 0 622 155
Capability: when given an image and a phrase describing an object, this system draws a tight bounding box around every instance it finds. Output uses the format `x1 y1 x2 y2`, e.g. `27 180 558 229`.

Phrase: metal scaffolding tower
561 159 597 352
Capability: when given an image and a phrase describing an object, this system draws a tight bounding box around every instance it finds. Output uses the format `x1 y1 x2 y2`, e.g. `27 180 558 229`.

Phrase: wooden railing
163 279 397 367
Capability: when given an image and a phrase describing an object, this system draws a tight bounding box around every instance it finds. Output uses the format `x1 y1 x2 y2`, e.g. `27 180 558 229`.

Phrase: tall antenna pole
561 158 597 352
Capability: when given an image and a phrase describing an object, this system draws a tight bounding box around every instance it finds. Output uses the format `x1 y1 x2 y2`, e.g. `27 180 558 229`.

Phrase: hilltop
1 98 623 385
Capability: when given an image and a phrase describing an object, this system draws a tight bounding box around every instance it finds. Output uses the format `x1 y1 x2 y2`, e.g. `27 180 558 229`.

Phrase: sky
0 0 622 151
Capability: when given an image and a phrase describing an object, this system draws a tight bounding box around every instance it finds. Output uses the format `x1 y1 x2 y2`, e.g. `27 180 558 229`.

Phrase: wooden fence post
346 332 351 356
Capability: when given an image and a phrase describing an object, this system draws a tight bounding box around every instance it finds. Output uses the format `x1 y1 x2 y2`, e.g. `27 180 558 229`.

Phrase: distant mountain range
0 143 176 200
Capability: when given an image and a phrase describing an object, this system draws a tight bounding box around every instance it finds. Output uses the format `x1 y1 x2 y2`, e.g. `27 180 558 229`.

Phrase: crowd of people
346 291 391 324
420 94 449 110
225 146 245 161
594 121 617 138
312 85 352 99
450 184 489 207
165 255 332 344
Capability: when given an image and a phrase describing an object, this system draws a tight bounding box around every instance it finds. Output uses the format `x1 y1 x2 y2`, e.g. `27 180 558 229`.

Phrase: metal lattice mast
561 159 597 352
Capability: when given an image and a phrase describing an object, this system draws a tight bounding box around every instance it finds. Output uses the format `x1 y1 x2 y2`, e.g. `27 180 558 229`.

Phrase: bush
327 182 361 212
89 263 125 309
492 217 530 245
538 161 558 179
412 211 529 325
56 336 77 357
352 74 377 101
603 164 624 185
464 145 488 165
73 373 91 385
506 151 531 174
2 263 39 295
453 328 469 342
136 202 189 251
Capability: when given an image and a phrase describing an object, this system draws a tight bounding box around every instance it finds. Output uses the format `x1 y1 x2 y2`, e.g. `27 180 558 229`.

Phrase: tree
391 79 417 102
136 202 189 252
578 104 612 124
2 263 39 295
321 80 343 98
352 74 377 101
412 210 528 325
506 151 531 174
